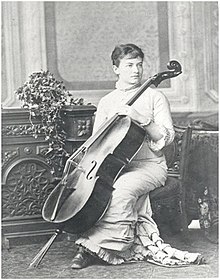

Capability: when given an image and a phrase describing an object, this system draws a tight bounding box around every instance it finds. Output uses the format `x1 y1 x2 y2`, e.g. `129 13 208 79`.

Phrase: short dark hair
111 43 144 67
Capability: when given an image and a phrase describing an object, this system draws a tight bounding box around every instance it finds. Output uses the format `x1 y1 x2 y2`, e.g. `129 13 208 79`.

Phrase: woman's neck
115 80 141 91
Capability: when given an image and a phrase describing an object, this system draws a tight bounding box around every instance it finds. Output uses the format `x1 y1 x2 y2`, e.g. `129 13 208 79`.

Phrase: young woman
71 43 205 269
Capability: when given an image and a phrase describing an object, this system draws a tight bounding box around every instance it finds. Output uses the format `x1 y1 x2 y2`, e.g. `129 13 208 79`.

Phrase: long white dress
75 82 177 264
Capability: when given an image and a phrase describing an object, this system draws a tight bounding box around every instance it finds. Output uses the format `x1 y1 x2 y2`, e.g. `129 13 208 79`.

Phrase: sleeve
92 98 109 135
148 91 175 152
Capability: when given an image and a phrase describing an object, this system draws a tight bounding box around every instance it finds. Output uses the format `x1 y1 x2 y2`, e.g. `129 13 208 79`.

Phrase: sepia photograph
1 1 218 279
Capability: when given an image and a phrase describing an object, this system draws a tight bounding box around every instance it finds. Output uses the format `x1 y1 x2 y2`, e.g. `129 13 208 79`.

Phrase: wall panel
1 1 218 112
45 2 170 90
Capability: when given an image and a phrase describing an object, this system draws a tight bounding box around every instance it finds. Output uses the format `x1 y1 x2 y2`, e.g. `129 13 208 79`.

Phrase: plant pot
60 105 97 142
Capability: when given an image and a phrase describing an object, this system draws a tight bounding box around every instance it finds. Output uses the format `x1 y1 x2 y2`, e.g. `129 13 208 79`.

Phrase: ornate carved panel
2 123 43 137
2 148 20 168
1 107 96 246
1 107 96 207
60 105 96 142
2 159 54 219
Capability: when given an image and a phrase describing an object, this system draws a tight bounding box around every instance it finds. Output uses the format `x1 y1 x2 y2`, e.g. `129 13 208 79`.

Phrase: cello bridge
69 159 85 173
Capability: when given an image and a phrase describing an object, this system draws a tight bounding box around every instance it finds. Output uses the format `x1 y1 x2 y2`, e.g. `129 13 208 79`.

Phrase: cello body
42 60 182 234
42 116 146 233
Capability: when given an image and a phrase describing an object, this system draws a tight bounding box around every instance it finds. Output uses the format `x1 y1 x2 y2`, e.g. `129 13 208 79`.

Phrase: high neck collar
115 80 141 92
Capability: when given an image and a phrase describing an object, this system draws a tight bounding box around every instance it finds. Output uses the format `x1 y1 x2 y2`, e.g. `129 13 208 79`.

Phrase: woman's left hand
117 105 151 124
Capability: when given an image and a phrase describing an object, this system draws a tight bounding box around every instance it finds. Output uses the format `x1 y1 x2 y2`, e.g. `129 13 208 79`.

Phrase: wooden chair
186 121 218 244
150 125 192 241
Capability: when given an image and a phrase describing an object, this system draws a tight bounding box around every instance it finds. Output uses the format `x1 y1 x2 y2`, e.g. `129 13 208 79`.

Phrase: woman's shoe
71 249 96 269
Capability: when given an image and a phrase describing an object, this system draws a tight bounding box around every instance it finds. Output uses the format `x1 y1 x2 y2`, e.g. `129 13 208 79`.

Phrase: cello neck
125 77 155 106
70 60 182 157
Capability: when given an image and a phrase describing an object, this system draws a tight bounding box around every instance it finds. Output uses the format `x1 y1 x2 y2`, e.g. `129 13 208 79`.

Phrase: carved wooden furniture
1 106 96 248
185 123 218 243
150 125 192 240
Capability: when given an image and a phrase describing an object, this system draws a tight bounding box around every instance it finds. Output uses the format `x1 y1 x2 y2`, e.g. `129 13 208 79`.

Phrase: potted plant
15 70 96 176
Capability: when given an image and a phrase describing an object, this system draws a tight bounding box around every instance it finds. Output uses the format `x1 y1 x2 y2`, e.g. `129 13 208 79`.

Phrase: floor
1 228 218 279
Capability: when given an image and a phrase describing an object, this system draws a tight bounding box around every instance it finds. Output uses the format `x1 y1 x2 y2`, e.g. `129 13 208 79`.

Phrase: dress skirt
75 156 168 264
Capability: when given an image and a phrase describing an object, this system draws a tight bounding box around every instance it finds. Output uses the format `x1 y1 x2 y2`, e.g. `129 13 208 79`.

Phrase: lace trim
75 238 125 265
148 125 174 152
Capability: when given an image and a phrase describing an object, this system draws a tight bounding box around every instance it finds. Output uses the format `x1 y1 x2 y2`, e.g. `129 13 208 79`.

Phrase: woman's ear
112 65 119 75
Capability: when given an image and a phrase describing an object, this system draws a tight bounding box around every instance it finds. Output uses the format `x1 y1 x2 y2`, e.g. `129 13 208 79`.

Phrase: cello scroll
151 60 182 87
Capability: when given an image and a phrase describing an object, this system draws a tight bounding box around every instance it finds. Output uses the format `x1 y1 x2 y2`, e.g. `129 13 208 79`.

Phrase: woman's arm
117 91 174 150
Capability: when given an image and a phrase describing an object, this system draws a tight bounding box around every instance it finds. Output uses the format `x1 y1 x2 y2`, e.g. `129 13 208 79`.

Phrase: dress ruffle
75 233 206 267
75 237 125 265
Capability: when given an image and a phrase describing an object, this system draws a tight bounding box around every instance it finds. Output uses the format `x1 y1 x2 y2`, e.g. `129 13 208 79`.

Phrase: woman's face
113 55 143 86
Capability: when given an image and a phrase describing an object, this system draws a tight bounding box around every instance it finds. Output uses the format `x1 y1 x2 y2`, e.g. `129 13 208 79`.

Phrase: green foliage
14 70 86 175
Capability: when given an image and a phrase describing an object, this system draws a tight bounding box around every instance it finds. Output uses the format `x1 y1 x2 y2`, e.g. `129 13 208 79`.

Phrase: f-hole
86 160 97 180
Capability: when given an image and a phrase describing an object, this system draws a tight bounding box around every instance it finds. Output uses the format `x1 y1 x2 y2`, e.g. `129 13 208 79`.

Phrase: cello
29 60 182 268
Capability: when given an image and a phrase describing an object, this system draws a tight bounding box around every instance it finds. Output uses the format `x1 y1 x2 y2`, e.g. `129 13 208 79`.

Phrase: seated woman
71 43 206 269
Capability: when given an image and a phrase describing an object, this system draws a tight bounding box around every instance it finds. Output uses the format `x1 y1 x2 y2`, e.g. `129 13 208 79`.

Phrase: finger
117 107 129 115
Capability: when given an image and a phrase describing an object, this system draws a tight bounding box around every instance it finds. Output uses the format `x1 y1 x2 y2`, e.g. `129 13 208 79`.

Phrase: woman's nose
132 65 139 73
